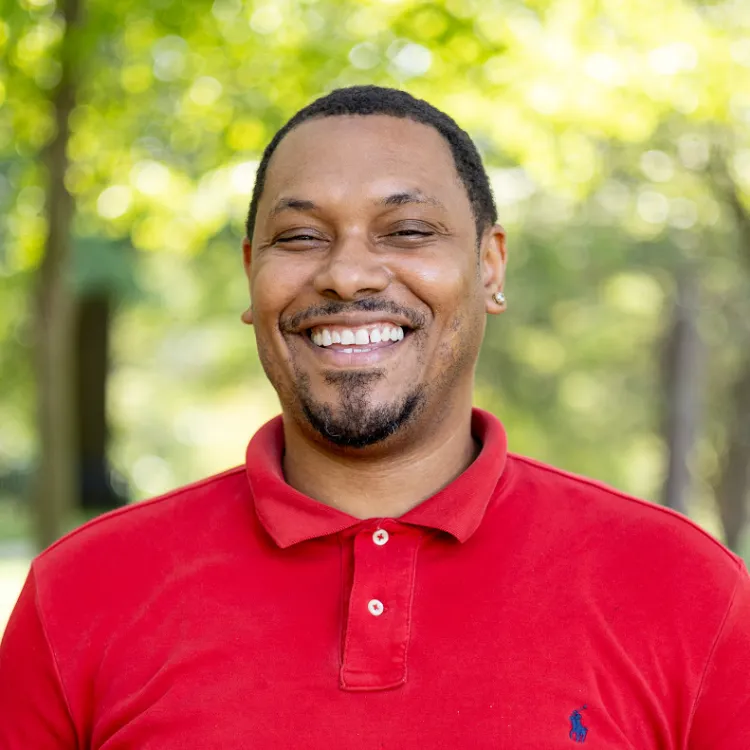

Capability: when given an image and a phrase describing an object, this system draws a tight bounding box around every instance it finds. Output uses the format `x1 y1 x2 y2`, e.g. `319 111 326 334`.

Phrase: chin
299 388 425 450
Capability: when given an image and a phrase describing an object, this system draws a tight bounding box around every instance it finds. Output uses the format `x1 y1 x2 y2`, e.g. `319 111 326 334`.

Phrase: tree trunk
660 272 703 516
32 0 83 549
75 293 125 511
715 361 750 551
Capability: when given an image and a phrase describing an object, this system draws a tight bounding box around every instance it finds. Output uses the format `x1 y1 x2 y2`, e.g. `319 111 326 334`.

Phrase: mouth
300 321 413 362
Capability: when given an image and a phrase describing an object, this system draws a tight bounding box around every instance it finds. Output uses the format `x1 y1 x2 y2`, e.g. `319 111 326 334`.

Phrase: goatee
298 370 425 449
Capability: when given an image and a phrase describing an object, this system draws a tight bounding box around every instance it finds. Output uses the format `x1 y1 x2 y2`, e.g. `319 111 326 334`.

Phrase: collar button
372 529 389 546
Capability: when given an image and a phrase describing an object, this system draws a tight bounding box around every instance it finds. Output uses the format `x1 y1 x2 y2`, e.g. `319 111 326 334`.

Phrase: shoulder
23 466 257 709
505 452 744 587
501 453 747 662
33 466 252 598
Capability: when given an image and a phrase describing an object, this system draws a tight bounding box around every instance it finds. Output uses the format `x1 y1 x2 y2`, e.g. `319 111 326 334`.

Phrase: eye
272 230 329 250
276 234 320 243
383 223 438 246
389 229 433 237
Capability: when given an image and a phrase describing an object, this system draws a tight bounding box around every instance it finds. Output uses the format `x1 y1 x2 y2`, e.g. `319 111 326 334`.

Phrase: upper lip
292 315 415 333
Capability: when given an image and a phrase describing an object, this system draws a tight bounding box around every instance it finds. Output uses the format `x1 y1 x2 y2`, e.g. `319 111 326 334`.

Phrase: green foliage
1 0 749 544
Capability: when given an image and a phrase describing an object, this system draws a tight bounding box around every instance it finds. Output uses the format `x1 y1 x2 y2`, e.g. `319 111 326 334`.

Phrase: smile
304 321 409 358
305 320 411 367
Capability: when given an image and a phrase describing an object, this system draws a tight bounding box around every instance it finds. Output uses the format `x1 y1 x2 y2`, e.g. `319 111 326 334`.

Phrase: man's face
244 115 505 449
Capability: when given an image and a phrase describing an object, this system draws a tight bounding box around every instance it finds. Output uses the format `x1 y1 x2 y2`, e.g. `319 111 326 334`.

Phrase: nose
312 233 390 301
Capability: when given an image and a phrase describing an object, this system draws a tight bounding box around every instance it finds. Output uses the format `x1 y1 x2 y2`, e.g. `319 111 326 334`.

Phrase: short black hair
245 85 497 242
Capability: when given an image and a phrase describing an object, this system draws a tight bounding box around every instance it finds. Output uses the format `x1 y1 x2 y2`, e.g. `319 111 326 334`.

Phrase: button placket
340 524 421 691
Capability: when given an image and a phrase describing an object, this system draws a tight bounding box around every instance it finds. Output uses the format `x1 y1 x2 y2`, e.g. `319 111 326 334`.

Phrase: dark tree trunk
715 361 750 551
660 272 703 516
75 293 125 511
32 0 82 549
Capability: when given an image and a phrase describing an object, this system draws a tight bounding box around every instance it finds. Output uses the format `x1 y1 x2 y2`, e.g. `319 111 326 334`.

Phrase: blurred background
2 0 750 633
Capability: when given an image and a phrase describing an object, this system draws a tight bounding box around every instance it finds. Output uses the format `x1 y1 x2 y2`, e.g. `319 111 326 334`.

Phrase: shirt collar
246 408 508 548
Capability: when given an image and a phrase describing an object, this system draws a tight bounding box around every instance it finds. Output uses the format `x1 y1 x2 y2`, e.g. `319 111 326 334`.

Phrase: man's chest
84 537 682 749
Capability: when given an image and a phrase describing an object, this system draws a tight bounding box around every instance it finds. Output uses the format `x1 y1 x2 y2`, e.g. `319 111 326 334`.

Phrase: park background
1 0 750 633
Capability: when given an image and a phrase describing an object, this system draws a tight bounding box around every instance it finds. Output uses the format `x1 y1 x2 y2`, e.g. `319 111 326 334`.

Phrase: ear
480 224 508 314
241 237 253 325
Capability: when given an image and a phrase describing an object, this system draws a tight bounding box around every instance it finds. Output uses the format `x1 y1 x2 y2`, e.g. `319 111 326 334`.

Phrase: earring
493 291 506 305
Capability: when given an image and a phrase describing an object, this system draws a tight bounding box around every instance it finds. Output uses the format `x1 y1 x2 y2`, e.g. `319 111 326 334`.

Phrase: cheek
437 291 486 368
438 311 482 361
252 322 285 379
398 256 482 360
251 257 309 326
401 256 473 318
405 254 467 292
428 244 478 290
411 258 481 324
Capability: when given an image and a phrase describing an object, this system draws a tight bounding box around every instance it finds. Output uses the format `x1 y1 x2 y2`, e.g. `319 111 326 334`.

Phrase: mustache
282 298 426 333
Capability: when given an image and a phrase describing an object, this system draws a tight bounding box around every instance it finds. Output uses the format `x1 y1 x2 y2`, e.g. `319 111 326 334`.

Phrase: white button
372 529 389 546
367 599 384 616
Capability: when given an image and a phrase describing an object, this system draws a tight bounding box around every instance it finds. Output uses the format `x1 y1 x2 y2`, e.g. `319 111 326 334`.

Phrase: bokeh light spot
97 186 133 220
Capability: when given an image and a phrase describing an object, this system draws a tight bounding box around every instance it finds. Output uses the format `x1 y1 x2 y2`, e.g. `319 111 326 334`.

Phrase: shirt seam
31 563 81 750
684 560 744 744
400 530 423 686
36 465 246 560
340 535 358 687
337 533 346 668
509 453 742 565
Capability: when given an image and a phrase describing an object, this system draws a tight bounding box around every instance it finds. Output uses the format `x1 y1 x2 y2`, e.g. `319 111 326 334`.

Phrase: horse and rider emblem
568 706 588 743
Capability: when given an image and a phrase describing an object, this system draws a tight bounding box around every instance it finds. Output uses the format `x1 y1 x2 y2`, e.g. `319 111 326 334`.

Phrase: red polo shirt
1 409 749 748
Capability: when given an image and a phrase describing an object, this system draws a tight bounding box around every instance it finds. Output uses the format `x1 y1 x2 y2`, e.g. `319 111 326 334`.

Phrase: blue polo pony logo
569 706 588 743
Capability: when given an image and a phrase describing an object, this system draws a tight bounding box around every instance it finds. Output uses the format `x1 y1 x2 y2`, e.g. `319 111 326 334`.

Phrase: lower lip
300 334 406 366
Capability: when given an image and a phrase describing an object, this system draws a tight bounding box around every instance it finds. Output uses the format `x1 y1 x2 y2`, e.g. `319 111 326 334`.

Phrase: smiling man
242 101 505 521
1 86 749 749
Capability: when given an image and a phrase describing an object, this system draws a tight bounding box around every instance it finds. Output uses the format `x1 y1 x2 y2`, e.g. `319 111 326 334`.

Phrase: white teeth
311 324 405 347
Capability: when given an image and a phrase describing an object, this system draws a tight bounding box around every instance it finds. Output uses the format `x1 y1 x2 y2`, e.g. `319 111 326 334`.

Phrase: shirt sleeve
689 562 750 749
0 566 79 749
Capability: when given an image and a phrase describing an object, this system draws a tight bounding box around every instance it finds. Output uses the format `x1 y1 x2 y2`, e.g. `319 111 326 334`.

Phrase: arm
0 567 79 749
688 563 750 749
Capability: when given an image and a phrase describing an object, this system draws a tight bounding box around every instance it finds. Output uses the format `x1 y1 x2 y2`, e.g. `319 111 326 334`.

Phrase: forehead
259 115 468 212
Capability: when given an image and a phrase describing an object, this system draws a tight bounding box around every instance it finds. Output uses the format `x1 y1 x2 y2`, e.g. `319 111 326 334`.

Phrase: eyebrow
268 190 446 219
269 197 317 218
380 190 445 211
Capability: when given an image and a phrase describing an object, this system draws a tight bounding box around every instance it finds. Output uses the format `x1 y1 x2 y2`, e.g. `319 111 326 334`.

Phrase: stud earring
493 291 506 305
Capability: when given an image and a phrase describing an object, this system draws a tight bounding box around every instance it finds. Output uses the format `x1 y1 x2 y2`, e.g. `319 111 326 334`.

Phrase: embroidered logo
568 706 588 743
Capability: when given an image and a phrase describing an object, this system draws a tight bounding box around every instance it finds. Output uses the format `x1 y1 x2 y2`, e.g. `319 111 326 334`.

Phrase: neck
281 397 478 519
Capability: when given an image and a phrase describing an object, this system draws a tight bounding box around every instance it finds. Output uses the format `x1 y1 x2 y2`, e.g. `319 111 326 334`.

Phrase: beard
296 369 425 449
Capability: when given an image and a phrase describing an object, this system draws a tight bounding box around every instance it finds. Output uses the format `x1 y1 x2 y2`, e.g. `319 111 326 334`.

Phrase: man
1 86 748 748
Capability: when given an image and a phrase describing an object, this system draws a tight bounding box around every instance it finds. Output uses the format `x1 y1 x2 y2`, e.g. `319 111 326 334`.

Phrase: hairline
249 110 492 247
